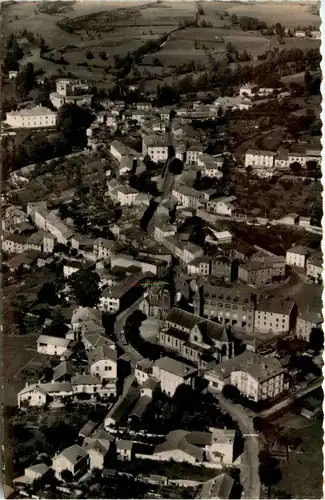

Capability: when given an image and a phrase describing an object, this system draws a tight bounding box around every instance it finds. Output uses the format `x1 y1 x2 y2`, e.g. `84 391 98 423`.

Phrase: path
211 391 261 499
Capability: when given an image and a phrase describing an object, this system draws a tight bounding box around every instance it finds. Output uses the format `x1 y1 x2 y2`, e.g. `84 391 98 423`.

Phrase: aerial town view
0 0 323 499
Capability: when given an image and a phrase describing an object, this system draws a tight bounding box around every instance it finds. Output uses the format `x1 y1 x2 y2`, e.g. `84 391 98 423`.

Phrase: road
114 295 146 367
212 391 261 500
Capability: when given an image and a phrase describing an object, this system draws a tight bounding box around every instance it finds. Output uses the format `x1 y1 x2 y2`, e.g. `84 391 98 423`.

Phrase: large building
142 135 168 163
296 311 323 341
254 296 297 334
306 252 322 284
159 308 234 368
50 79 92 109
194 284 257 333
152 356 198 397
6 106 57 129
205 350 286 402
238 253 286 287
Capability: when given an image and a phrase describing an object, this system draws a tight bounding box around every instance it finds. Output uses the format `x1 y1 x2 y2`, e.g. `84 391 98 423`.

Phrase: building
63 261 84 279
239 83 257 98
8 70 18 80
194 284 256 333
6 106 57 129
104 386 140 430
13 464 49 488
52 444 89 480
187 256 213 277
87 345 118 388
116 440 134 462
93 238 116 260
18 384 48 408
238 255 286 287
152 356 197 396
186 145 205 165
255 296 296 334
36 335 71 356
245 150 276 169
159 308 233 367
116 186 139 206
172 185 204 210
306 252 322 284
142 135 168 163
71 374 103 397
135 358 154 385
50 79 92 109
310 30 321 39
296 311 323 341
295 30 306 38
110 141 129 163
153 224 177 244
83 429 114 470
197 154 223 179
196 473 235 499
182 243 204 264
205 350 286 401
211 256 233 282
206 196 237 216
139 285 171 319
286 246 311 268
277 213 299 226
151 428 236 466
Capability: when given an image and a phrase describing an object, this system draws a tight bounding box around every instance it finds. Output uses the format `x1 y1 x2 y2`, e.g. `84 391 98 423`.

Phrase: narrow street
214 392 261 499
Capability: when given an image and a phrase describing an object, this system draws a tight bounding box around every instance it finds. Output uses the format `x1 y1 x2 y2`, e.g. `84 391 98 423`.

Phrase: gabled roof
37 335 71 348
71 307 102 326
166 308 200 331
71 374 101 386
54 444 88 466
154 430 207 461
52 361 73 381
197 473 235 499
154 357 197 379
87 345 118 365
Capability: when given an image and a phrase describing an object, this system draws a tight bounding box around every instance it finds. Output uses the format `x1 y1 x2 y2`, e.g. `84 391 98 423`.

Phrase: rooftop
7 105 57 117
154 356 197 379
54 444 88 465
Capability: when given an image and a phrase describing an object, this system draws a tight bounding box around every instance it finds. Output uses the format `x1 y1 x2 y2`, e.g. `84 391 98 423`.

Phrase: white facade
146 145 169 163
286 247 310 268
245 150 276 169
110 141 128 163
52 446 89 480
207 196 237 216
116 187 138 206
63 263 82 278
89 358 117 382
37 335 70 356
99 294 120 313
18 386 47 408
296 313 322 341
231 370 284 402
6 106 57 129
153 225 177 244
182 245 204 264
306 259 322 284
254 309 291 334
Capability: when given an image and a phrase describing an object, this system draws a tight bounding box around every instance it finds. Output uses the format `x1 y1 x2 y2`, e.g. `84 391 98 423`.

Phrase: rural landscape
1 1 323 499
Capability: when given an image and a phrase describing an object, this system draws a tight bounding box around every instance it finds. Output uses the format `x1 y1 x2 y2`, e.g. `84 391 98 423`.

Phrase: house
239 83 257 98
37 335 71 356
245 150 276 169
206 196 237 216
139 285 171 319
296 311 323 341
6 106 57 129
93 238 116 260
186 145 206 165
116 185 139 206
116 440 134 461
104 386 140 430
71 307 103 330
306 252 322 284
52 361 73 382
18 384 48 408
211 256 233 282
83 429 114 470
152 357 198 397
140 377 160 399
196 473 235 499
197 154 223 179
299 216 311 228
153 224 177 244
2 233 28 254
295 30 306 38
310 30 321 39
205 350 286 401
83 331 115 351
286 246 311 268
87 345 118 386
128 394 152 425
52 444 89 480
142 135 168 163
172 185 203 210
63 260 84 278
254 296 296 334
13 463 49 487
135 358 154 385
182 242 204 264
187 256 213 276
152 428 236 466
8 70 18 80
194 284 256 332
110 140 129 163
238 255 286 287
71 374 103 396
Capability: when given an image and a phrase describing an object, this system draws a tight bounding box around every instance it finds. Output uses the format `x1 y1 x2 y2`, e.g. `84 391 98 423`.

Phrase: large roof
37 335 71 348
154 430 209 461
87 345 118 364
154 357 197 379
55 444 88 465
196 473 235 499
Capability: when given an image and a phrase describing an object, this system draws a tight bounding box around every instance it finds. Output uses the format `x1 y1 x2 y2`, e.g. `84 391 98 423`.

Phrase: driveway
216 393 261 499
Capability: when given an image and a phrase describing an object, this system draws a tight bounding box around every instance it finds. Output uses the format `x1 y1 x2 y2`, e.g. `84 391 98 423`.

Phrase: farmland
2 1 321 89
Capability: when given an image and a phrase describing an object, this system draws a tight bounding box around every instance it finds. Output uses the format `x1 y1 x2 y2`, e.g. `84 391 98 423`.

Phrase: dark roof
197 473 235 499
79 420 97 438
105 386 140 424
128 395 152 420
166 308 200 331
52 361 73 381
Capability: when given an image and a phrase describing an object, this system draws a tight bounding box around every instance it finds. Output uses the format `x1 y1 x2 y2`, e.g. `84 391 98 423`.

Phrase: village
1 3 323 500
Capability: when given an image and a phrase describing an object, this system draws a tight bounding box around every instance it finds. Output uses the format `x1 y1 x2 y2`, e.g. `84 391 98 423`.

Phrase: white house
239 83 257 98
63 260 84 278
306 252 322 284
116 440 134 462
13 463 49 487
186 145 205 165
71 374 103 396
245 149 276 169
142 135 168 163
296 311 323 341
6 106 57 129
153 224 177 244
206 196 237 216
110 140 129 163
52 444 89 480
93 238 116 260
83 430 114 470
18 384 47 408
182 243 204 264
37 335 71 356
116 185 138 206
87 345 118 386
286 246 311 268
152 357 197 397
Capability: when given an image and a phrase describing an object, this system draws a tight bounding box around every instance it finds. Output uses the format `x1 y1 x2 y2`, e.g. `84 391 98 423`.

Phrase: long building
6 106 57 129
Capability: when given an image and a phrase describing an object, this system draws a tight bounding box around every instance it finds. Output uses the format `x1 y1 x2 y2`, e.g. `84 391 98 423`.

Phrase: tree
16 62 36 95
231 14 238 24
70 269 100 307
309 327 324 352
38 282 58 305
99 51 107 60
258 451 282 498
222 384 241 402
61 469 73 483
86 51 94 59
289 161 303 174
56 104 94 145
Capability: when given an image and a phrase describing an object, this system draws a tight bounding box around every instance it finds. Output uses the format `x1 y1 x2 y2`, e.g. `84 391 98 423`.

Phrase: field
3 1 320 87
